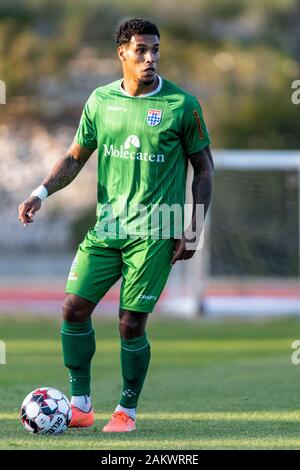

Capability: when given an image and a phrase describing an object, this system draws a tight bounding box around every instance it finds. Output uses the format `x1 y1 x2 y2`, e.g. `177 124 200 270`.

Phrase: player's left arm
189 144 214 219
171 144 214 264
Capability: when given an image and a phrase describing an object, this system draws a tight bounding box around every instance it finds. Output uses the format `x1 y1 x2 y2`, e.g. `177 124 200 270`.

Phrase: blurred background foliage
0 0 299 148
0 0 299 253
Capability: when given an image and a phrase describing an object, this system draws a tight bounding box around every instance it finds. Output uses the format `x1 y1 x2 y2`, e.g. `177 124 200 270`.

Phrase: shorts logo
139 294 157 301
68 256 78 281
68 271 78 281
147 109 162 126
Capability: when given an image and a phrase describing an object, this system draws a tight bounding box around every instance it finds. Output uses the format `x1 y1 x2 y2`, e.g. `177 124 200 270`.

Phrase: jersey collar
119 75 162 98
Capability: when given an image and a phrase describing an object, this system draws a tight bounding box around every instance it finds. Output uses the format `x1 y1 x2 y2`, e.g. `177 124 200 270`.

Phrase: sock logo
122 389 137 398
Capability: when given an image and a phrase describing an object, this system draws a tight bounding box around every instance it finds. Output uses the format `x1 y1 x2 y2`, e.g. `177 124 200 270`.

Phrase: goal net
159 150 300 317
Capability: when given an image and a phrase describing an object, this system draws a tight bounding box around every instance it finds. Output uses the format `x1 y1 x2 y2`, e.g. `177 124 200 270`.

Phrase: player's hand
171 236 196 265
18 196 42 226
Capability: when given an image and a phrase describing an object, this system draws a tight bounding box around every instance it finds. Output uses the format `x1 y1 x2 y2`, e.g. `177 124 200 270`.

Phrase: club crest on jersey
147 109 162 126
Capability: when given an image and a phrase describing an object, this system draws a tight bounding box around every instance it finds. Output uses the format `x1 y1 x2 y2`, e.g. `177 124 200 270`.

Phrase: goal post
158 150 300 317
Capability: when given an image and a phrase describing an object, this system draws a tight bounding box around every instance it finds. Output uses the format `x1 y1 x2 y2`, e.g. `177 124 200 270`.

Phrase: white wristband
30 185 48 201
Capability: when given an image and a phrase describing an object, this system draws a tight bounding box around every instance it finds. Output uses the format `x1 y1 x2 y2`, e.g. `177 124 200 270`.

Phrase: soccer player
18 18 213 432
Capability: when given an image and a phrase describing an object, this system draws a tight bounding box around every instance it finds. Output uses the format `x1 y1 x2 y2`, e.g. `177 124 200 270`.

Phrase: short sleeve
181 96 211 155
75 92 98 150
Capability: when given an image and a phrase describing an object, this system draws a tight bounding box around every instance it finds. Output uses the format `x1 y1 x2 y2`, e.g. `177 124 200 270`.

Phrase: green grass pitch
1 314 300 450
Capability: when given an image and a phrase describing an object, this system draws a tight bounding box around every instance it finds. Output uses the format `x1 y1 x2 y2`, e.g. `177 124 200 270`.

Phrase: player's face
118 34 160 85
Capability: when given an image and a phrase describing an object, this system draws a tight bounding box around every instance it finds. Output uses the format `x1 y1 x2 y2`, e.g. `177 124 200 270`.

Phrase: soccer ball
20 387 72 435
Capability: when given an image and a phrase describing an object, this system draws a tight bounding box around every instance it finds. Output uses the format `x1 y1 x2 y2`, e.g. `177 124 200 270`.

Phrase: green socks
61 319 96 396
61 322 150 409
119 333 151 409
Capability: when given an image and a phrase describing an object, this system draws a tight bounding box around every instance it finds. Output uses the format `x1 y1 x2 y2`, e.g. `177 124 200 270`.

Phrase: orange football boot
68 404 94 428
102 411 136 432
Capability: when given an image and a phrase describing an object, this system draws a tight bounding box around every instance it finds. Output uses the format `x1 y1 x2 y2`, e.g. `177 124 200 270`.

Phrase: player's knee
119 320 141 339
62 295 92 323
119 311 146 339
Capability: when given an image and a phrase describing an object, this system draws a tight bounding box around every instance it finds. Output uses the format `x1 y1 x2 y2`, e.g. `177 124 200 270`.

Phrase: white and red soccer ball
20 387 72 435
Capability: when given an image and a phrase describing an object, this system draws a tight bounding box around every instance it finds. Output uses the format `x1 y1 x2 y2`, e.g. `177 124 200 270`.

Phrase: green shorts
65 229 175 313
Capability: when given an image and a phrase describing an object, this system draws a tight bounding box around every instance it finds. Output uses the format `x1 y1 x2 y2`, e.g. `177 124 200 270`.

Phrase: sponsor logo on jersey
124 135 140 149
103 135 165 163
193 110 204 139
147 109 162 126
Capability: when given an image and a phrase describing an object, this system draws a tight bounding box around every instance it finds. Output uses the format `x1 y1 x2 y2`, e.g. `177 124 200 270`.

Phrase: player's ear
118 45 126 62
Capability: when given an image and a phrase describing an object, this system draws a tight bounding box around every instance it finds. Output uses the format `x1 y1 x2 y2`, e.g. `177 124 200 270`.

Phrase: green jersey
75 76 210 238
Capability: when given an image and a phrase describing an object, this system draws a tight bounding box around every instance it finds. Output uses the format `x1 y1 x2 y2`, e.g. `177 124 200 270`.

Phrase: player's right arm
18 142 94 225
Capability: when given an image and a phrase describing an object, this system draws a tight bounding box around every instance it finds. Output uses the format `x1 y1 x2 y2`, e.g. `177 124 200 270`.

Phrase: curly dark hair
116 18 160 47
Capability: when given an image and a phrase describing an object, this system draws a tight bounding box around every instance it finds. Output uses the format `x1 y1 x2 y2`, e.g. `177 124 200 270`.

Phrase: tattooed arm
18 142 94 225
42 142 93 196
171 145 214 264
